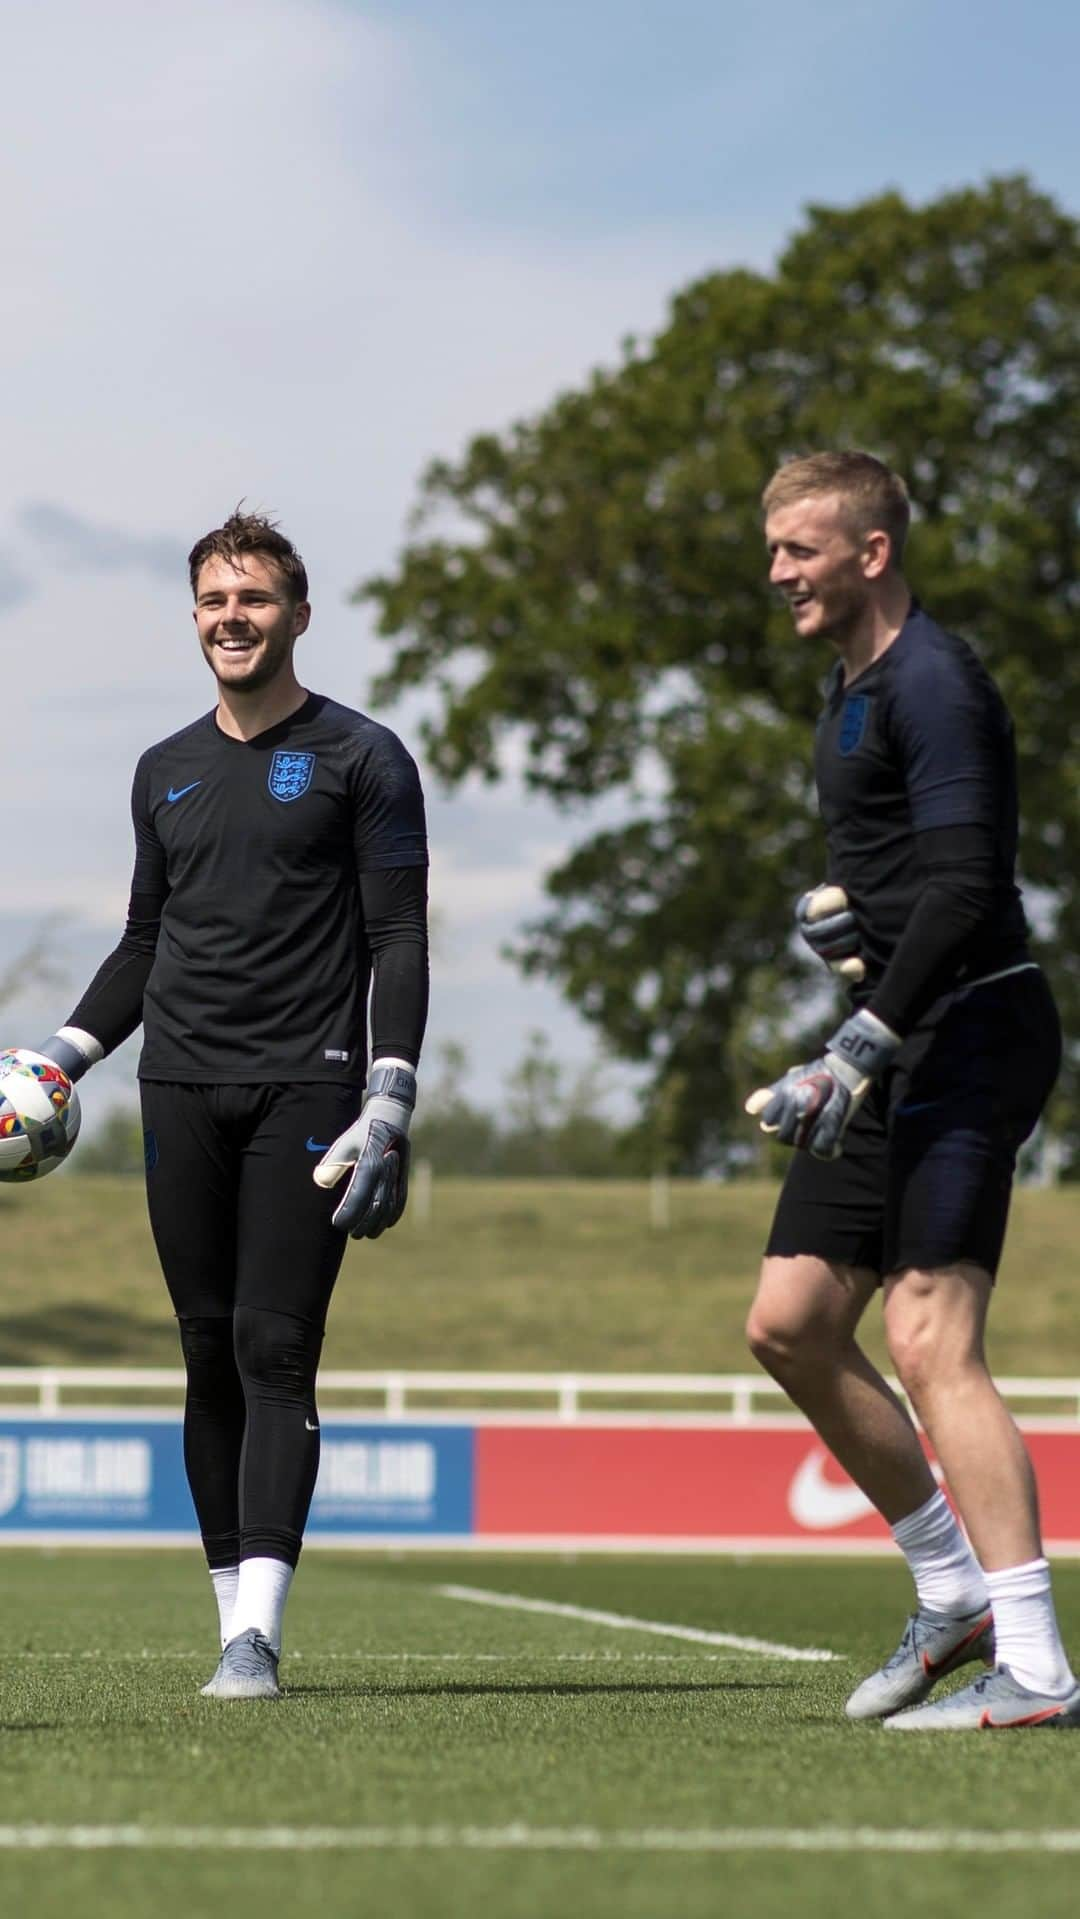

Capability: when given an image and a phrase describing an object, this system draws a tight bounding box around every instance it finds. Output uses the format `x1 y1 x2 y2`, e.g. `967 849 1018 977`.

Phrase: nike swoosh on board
787 1448 877 1530
166 781 202 803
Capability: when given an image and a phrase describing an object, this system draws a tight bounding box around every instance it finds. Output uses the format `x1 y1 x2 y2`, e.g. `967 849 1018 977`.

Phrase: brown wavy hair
188 507 309 603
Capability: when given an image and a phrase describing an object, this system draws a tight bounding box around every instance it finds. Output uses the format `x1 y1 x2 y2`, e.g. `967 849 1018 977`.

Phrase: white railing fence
2 1367 1080 1421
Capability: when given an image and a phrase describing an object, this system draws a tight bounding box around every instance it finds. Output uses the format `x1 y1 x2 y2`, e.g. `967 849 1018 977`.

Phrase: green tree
409 1040 501 1175
70 1105 146 1177
498 1029 643 1177
0 920 68 1021
359 177 1080 1168
411 1036 645 1178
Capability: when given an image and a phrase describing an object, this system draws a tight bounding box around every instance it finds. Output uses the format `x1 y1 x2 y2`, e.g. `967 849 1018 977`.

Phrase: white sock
230 1556 295 1656
209 1565 239 1650
891 1490 989 1616
984 1558 1075 1696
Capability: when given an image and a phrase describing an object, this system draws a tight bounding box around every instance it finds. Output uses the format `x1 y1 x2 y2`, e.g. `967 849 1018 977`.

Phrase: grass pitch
4 1175 1080 1376
2 1552 1080 1919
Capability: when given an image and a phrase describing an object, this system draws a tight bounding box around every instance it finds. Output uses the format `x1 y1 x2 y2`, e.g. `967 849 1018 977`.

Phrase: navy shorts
764 967 1061 1279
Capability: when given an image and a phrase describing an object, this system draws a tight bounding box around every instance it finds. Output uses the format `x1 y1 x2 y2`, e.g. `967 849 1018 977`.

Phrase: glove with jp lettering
744 1009 900 1161
312 1058 415 1238
795 884 866 983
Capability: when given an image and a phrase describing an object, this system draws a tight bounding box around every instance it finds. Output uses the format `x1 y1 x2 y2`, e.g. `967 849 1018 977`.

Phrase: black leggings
141 1079 361 1568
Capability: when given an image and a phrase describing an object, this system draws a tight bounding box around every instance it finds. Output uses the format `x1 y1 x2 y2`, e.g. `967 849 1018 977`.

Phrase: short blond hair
762 451 910 563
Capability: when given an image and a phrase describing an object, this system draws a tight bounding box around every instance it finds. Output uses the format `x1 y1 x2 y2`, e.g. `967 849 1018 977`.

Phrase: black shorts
764 967 1061 1279
140 1080 363 1323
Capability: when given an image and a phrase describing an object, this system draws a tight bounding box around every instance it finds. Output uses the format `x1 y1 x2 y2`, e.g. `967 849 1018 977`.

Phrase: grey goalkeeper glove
744 1009 900 1161
312 1058 415 1238
795 884 866 983
35 1026 104 1082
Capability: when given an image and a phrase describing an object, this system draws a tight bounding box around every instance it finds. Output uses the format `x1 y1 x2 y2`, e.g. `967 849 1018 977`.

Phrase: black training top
815 602 1030 1008
69 693 429 1083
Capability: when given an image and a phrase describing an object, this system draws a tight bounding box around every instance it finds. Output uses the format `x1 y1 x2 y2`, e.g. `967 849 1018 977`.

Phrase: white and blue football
0 1048 82 1182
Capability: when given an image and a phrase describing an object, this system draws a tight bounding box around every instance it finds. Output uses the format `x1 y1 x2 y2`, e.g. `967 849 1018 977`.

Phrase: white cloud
0 0 750 1093
18 504 187 579
1 0 748 544
0 547 31 613
429 846 562 923
428 843 563 987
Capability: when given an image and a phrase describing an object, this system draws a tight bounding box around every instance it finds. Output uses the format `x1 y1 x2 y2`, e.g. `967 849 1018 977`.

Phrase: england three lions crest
268 750 316 802
839 695 870 757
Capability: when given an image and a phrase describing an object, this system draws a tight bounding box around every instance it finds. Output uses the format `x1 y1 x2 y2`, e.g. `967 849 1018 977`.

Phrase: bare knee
746 1308 843 1385
745 1296 799 1371
885 1265 991 1404
888 1325 989 1408
885 1318 936 1402
746 1257 871 1382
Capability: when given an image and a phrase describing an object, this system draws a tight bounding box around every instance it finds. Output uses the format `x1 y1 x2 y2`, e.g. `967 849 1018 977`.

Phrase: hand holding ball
0 1048 82 1182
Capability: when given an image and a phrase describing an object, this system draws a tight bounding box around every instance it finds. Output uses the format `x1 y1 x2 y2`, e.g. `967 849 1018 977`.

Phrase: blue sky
1 0 1078 1124
358 0 1080 233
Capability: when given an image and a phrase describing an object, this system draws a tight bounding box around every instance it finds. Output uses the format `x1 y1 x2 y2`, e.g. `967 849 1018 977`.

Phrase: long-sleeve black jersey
67 692 429 1082
815 602 1031 1033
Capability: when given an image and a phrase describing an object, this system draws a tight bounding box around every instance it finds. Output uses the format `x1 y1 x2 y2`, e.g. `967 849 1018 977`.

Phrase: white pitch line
0 1825 1078 1854
437 1584 838 1663
2 1650 747 1665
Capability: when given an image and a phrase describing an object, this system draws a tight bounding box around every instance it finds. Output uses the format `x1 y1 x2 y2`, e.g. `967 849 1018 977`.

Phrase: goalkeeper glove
35 1026 104 1082
795 884 866 983
744 1008 900 1161
312 1057 415 1238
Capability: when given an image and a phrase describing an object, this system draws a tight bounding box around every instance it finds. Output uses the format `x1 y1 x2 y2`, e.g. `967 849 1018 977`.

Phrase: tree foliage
0 920 68 1019
70 1106 146 1177
73 1039 649 1182
411 1036 650 1178
359 178 1080 1167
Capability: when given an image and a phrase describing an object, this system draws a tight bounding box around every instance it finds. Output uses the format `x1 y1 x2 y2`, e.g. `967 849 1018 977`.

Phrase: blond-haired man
746 451 1078 1729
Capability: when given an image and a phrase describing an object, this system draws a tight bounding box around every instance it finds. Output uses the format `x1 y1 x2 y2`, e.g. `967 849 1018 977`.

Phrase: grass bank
1 1176 1079 1376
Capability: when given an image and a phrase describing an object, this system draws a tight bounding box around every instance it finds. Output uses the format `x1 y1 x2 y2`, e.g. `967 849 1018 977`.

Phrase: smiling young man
744 450 1079 1730
30 509 428 1698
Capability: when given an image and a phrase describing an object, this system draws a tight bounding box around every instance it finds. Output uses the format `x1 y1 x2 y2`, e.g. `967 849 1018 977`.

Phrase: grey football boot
883 1664 1080 1731
845 1605 994 1721
200 1627 281 1700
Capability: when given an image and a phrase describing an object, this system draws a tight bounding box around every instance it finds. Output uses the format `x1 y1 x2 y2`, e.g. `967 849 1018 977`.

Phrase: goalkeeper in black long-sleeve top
745 452 1079 1731
33 510 428 1698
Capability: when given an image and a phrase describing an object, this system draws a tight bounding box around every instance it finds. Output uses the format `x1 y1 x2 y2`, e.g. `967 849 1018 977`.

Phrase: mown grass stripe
437 1583 839 1662
2 1825 1080 1854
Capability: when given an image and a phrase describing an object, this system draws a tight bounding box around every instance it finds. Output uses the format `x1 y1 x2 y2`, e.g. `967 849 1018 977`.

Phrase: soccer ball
0 1048 82 1182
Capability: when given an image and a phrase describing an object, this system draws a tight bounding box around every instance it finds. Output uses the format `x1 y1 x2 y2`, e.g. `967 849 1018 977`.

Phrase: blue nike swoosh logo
306 1139 331 1152
895 1098 942 1116
166 781 202 803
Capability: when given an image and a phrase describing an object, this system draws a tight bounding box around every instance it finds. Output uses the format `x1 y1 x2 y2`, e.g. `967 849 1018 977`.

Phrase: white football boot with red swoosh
846 1607 995 1721
883 1664 1080 1730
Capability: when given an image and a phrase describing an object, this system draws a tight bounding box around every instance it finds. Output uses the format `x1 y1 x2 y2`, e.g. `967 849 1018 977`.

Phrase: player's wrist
365 1056 416 1133
37 1026 105 1082
825 1008 900 1087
